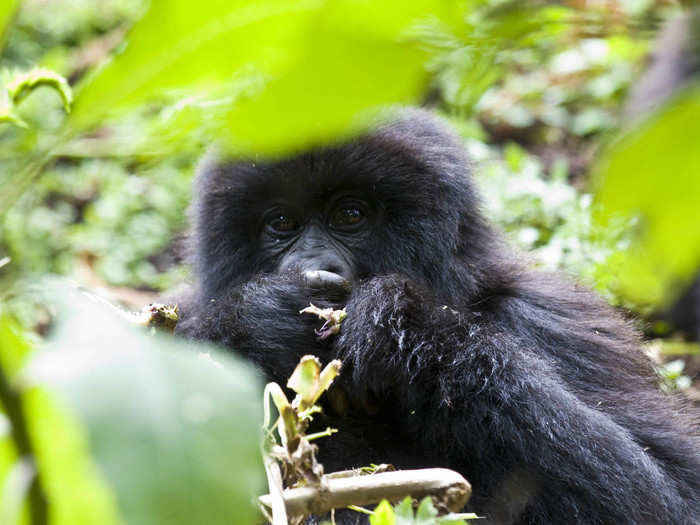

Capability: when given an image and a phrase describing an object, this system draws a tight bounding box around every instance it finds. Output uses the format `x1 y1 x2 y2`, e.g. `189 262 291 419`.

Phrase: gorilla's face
193 113 488 301
259 191 378 285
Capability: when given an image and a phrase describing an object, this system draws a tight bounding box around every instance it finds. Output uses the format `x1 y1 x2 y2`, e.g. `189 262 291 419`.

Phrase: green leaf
415 497 438 525
70 0 320 125
22 291 264 525
0 316 33 377
370 499 396 525
1 68 72 128
0 0 19 46
222 0 438 154
24 390 122 525
6 68 73 113
394 497 416 525
594 83 700 306
0 316 119 525
287 355 320 404
69 0 448 154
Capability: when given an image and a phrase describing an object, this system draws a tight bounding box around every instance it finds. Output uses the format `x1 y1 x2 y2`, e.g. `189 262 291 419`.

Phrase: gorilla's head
191 109 501 303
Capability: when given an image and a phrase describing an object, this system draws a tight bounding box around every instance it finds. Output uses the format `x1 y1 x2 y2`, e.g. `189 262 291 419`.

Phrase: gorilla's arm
175 275 340 380
174 274 392 476
334 275 698 524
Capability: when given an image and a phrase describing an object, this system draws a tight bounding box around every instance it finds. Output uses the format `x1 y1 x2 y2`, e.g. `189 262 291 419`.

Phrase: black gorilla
175 110 700 524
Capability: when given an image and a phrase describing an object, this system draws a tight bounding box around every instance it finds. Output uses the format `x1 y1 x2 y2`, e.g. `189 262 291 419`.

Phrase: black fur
175 110 700 524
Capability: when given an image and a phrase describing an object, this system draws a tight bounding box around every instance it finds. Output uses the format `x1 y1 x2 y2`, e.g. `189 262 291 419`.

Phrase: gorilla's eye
330 206 364 230
268 214 299 233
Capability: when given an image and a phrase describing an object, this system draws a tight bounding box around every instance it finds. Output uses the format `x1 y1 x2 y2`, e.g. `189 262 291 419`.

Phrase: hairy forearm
333 276 689 522
176 278 337 381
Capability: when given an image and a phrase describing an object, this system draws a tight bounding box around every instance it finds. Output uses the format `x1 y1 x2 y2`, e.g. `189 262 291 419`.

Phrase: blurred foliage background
0 0 680 297
2 0 697 324
1 0 699 523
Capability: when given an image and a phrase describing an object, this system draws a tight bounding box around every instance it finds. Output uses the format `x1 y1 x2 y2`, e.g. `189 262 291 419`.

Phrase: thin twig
0 364 48 525
346 505 374 515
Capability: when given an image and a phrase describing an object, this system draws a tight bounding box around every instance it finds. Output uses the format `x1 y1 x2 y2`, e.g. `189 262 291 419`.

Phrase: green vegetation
1 0 699 523
369 497 477 525
594 84 700 307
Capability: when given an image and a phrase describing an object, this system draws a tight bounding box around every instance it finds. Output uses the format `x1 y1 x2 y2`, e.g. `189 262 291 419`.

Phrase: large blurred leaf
70 0 317 120
594 84 700 306
23 390 122 525
23 292 264 525
0 316 33 377
221 0 441 153
0 315 119 525
69 0 449 154
0 0 19 45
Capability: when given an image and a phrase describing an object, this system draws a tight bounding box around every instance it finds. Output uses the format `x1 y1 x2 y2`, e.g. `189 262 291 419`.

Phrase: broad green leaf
23 292 264 525
0 316 119 525
370 499 396 525
69 0 449 154
24 390 121 525
594 83 700 306
222 0 441 154
69 0 320 126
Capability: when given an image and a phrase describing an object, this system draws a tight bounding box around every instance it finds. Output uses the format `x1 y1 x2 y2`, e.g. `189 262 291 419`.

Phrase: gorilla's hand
176 273 349 382
331 275 440 404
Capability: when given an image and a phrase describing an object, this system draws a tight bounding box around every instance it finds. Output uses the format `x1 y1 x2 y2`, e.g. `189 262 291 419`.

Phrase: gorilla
175 109 700 524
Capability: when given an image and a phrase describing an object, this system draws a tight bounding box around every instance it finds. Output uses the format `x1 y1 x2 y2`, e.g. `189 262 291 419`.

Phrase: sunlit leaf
69 0 449 154
0 316 119 525
24 390 121 525
0 0 19 45
594 83 700 306
70 0 319 125
370 499 396 525
22 291 264 525
287 355 320 404
223 0 439 154
394 497 415 525
0 316 33 377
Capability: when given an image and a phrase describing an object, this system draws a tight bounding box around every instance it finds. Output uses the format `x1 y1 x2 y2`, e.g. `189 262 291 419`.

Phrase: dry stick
0 364 48 525
262 451 289 525
259 467 471 518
